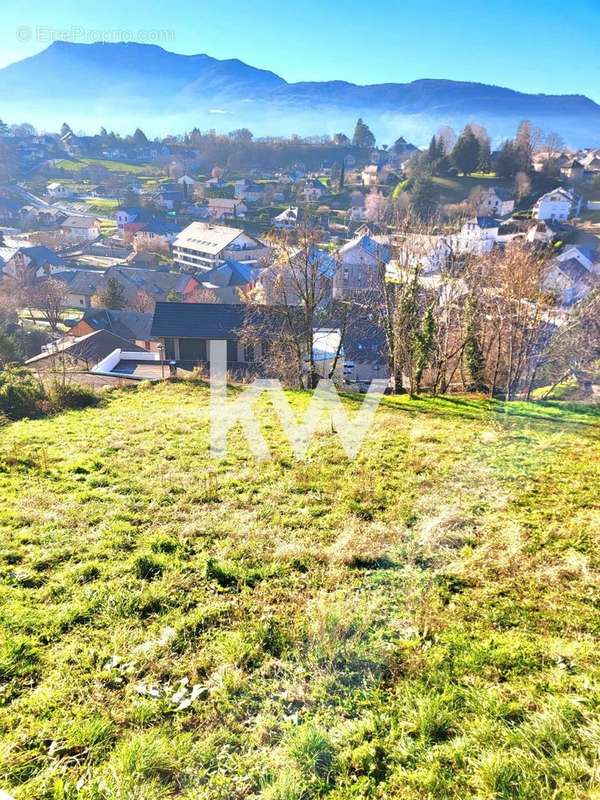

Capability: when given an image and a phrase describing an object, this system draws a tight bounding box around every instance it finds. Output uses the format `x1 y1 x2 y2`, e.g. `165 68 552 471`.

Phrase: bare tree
32 278 68 333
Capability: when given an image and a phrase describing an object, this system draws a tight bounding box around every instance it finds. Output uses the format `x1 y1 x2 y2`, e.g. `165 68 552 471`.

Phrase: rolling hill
1 41 600 145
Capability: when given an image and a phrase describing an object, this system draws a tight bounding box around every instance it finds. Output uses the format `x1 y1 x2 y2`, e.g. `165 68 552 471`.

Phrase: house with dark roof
67 309 156 348
151 301 269 370
25 329 147 387
0 245 66 280
477 187 515 217
102 265 200 306
198 260 256 303
49 270 102 308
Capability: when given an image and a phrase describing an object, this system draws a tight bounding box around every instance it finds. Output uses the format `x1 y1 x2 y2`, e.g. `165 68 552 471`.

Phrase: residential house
177 175 198 197
50 270 102 308
172 222 271 272
101 265 200 306
555 245 599 275
273 207 299 229
361 165 380 188
19 205 66 228
47 182 74 199
115 207 150 232
303 179 327 202
198 260 257 303
0 198 23 223
60 216 102 242
0 245 66 280
349 192 368 223
477 187 515 217
67 308 156 349
207 198 247 220
25 329 148 388
534 188 578 222
150 301 269 371
133 219 180 250
257 246 335 305
544 258 596 306
234 179 266 203
561 160 585 181
333 233 390 297
152 185 185 211
457 217 500 254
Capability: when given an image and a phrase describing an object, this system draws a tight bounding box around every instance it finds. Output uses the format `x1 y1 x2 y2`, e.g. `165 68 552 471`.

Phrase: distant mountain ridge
1 41 599 145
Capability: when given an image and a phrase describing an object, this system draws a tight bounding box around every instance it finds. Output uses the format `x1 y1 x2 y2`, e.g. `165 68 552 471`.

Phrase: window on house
244 344 255 363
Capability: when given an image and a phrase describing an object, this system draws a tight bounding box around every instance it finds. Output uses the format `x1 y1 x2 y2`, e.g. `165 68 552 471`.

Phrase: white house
456 217 500 254
332 233 391 297
534 188 577 222
47 182 74 199
544 258 595 306
361 165 379 188
172 222 270 272
60 215 102 241
477 187 515 217
273 207 299 229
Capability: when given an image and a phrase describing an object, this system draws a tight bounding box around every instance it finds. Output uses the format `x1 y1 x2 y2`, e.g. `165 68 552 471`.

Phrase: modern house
456 217 500 253
25 329 148 387
172 222 270 272
150 301 268 370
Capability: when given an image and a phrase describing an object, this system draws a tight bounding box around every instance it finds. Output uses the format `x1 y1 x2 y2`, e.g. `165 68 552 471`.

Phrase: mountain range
1 41 599 146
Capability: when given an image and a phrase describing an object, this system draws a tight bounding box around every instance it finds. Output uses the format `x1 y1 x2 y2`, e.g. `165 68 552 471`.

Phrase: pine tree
451 126 481 175
463 296 486 390
414 305 436 392
339 160 345 191
409 176 438 221
95 278 126 310
352 118 375 148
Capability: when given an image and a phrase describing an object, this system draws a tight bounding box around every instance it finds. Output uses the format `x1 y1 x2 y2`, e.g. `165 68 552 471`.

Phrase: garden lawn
0 382 599 799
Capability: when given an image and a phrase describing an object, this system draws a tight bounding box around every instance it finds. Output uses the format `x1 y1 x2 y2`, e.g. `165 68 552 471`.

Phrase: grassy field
0 382 599 799
54 158 161 177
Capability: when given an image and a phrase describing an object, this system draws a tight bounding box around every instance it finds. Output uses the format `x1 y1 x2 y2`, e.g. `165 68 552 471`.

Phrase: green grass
54 158 161 177
0 383 599 799
430 174 509 203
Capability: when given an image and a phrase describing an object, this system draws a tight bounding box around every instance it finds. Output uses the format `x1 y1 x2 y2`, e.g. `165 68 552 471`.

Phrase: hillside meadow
0 381 599 799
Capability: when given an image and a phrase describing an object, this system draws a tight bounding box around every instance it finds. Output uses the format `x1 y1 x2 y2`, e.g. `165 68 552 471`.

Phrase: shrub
47 381 100 411
0 367 44 419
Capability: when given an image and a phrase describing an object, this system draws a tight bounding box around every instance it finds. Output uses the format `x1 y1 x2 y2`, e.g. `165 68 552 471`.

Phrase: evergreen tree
339 160 345 191
451 126 480 175
463 296 486 390
494 140 524 179
94 278 126 310
352 118 375 149
414 305 436 392
477 138 492 173
60 122 72 138
409 176 438 221
132 128 149 146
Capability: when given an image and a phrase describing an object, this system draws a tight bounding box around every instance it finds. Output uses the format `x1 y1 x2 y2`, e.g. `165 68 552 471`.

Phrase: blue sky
3 0 600 100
